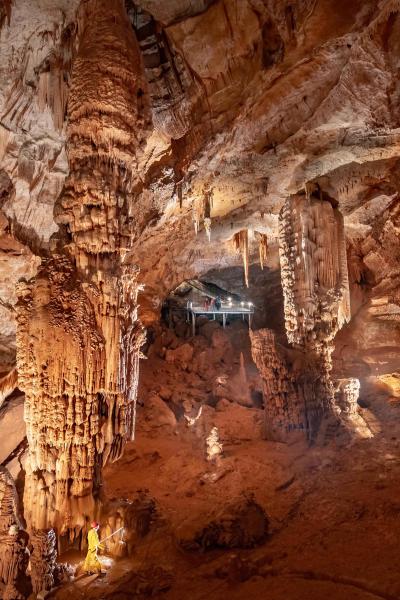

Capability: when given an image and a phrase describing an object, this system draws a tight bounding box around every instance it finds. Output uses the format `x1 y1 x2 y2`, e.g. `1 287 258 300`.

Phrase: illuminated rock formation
0 528 29 600
279 188 350 356
30 529 57 595
206 426 223 463
233 230 249 288
0 468 27 600
0 467 21 534
335 378 372 439
15 0 149 544
278 187 351 431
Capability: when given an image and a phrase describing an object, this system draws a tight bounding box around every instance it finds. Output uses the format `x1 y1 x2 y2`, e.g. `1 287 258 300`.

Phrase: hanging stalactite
256 232 268 270
203 190 212 241
193 202 200 234
204 217 211 241
233 229 249 287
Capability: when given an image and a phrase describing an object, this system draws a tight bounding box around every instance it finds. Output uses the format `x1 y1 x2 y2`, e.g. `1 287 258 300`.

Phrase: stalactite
203 191 212 241
35 21 76 131
193 203 200 235
256 232 268 270
16 0 150 553
204 217 211 241
233 229 249 287
37 69 69 131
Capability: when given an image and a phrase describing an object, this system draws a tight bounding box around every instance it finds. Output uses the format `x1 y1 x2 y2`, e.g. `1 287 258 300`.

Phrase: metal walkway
187 304 254 335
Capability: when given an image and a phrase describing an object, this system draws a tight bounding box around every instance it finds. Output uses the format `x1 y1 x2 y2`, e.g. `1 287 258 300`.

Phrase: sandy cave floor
53 323 400 600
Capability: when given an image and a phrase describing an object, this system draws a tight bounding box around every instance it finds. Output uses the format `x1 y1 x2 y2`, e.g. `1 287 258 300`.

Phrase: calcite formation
30 529 57 595
233 230 249 288
335 378 372 439
0 467 21 534
128 3 199 139
279 187 351 425
257 233 268 271
0 528 29 600
250 188 353 442
279 189 350 355
250 329 304 442
15 0 149 542
206 426 223 463
0 468 27 600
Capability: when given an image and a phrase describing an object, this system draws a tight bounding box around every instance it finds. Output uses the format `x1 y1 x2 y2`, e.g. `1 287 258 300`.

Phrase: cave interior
1 0 400 599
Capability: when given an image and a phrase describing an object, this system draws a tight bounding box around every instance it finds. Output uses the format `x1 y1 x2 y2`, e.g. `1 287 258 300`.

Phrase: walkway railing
187 302 254 335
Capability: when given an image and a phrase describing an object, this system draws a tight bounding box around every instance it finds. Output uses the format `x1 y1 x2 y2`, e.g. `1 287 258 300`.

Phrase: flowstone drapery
15 0 149 550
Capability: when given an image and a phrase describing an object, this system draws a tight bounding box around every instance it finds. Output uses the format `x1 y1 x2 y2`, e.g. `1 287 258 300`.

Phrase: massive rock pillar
262 186 351 441
278 187 350 438
16 0 149 545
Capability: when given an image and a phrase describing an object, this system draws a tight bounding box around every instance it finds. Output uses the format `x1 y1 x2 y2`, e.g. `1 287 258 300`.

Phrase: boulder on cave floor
165 343 194 368
177 494 269 551
140 394 177 432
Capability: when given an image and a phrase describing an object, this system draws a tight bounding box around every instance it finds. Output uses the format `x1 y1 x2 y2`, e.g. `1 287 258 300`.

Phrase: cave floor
54 411 400 599
53 326 400 600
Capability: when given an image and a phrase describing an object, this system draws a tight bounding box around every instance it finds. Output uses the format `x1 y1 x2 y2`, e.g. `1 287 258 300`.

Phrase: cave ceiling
0 0 399 359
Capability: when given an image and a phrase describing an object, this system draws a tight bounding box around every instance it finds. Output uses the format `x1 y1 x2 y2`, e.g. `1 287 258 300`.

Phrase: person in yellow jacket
83 521 104 574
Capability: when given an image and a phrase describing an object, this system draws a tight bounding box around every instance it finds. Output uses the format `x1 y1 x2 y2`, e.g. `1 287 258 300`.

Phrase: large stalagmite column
277 187 350 440
16 0 150 551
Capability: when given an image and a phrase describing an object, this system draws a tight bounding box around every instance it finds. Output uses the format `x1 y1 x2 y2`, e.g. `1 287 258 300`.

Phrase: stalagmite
250 329 305 441
0 467 21 535
15 0 150 555
206 427 223 462
335 379 372 439
251 327 333 442
30 530 57 595
233 230 249 287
